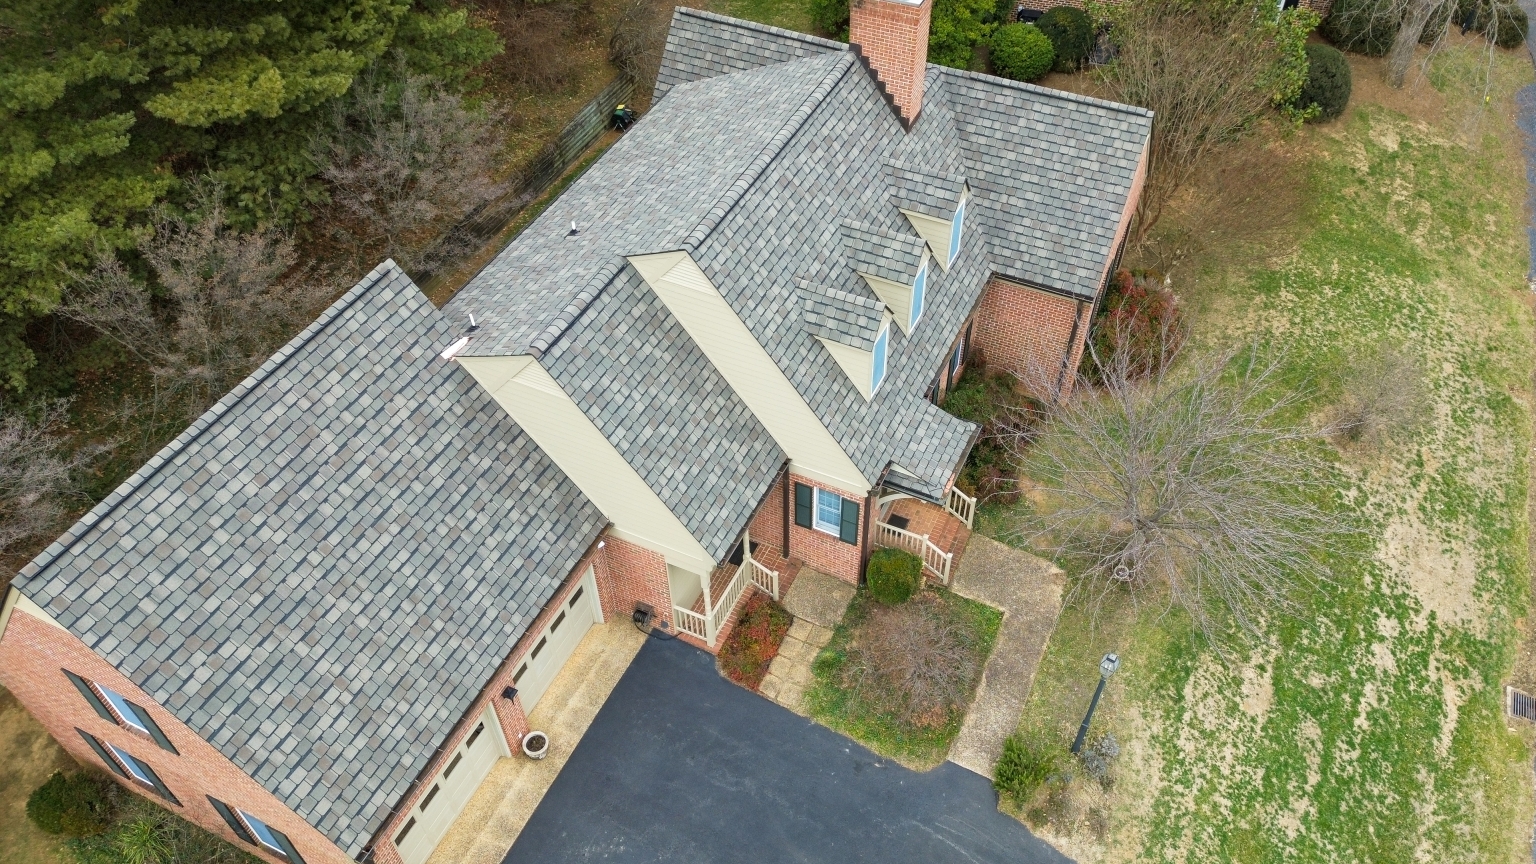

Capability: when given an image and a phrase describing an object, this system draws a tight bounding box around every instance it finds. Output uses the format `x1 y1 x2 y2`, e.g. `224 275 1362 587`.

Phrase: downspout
1054 298 1088 399
782 461 791 557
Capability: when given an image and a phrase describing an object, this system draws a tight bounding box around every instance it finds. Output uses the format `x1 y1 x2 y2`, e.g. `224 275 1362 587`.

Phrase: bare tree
316 61 507 273
1006 331 1353 645
610 0 671 93
1099 0 1316 237
1331 344 1429 447
1385 0 1454 87
60 182 331 427
0 402 95 559
841 593 988 726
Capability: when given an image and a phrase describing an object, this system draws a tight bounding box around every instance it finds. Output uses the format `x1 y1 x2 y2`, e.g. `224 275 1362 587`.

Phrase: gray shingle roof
884 160 967 220
800 281 886 351
16 262 606 857
840 219 926 286
943 69 1152 298
654 7 843 102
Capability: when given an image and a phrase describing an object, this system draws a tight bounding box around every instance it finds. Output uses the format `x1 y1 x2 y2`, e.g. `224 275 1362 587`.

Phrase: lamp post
1071 653 1120 755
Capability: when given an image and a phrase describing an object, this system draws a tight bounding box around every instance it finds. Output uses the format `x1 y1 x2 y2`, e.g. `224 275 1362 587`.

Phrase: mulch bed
717 591 792 690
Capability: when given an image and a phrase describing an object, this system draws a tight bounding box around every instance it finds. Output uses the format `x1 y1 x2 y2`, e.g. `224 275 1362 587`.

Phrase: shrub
809 0 851 39
1297 43 1352 121
994 729 1061 803
866 548 922 604
1081 268 1185 382
1331 344 1429 447
840 592 990 725
1077 732 1120 790
929 0 999 69
990 23 1056 81
28 772 117 836
1475 1 1528 48
1320 0 1397 56
1036 6 1094 72
717 592 793 689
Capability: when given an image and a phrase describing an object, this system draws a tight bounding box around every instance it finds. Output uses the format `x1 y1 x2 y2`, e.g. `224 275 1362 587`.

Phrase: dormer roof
839 219 926 286
800 280 887 351
884 160 966 221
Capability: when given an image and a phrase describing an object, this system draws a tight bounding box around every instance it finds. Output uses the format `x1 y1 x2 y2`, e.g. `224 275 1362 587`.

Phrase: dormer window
871 322 890 394
948 197 965 267
910 260 927 330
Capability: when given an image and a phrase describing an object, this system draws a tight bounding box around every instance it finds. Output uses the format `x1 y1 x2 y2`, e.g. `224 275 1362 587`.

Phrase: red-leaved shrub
1083 268 1185 381
718 592 792 690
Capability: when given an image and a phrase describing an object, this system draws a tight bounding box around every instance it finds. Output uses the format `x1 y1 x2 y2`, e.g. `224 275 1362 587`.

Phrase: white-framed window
948 198 966 267
237 810 288 857
814 488 843 535
910 260 927 330
96 684 152 735
106 742 157 788
871 322 890 394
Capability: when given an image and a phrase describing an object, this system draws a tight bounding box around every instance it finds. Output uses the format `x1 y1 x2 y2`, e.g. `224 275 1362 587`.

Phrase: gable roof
15 263 606 857
885 160 967 220
840 219 926 286
801 281 887 351
654 7 843 102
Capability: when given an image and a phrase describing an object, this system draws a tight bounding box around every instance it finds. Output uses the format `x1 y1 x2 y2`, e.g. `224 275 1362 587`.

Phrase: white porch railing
673 605 708 641
708 565 750 645
747 554 780 600
873 520 953 585
945 486 976 528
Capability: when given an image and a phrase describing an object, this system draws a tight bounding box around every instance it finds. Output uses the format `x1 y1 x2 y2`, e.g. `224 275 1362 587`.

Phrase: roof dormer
884 161 969 272
839 220 930 335
801 281 893 401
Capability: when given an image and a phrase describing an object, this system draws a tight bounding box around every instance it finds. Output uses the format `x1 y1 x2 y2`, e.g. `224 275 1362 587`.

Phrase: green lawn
993 44 1536 863
806 588 1002 769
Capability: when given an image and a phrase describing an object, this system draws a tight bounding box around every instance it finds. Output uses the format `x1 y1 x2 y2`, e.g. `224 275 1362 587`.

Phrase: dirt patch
1381 502 1487 634
0 686 75 864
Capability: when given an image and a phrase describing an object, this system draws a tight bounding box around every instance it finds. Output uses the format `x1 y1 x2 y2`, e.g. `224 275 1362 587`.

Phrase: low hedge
866 548 923 604
27 771 117 837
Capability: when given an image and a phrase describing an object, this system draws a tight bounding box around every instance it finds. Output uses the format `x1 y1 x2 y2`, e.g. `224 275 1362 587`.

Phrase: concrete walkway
759 567 854 713
425 619 645 864
947 535 1065 777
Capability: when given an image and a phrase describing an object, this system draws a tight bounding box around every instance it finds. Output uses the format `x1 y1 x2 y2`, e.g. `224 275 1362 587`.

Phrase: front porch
872 485 975 585
670 530 797 649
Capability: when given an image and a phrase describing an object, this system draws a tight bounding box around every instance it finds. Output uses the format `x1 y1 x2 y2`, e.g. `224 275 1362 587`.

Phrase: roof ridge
936 65 1154 119
673 7 848 52
682 51 854 251
16 261 409 586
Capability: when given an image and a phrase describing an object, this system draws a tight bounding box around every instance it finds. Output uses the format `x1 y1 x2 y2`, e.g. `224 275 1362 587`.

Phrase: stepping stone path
758 567 855 713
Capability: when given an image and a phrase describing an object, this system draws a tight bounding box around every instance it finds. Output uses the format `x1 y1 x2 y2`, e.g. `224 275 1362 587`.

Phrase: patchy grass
806 588 1001 769
718 591 792 689
712 0 818 34
0 687 75 864
995 43 1536 864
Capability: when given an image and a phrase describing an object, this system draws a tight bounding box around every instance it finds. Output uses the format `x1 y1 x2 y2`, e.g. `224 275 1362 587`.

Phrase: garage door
395 702 508 864
512 566 603 714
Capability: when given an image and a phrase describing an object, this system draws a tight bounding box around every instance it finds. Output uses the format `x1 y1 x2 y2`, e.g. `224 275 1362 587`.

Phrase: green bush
990 23 1056 81
994 730 1061 803
1476 1 1528 48
809 0 851 40
1297 43 1352 121
1036 6 1094 72
1320 0 1396 56
28 772 117 837
929 0 999 69
866 548 922 604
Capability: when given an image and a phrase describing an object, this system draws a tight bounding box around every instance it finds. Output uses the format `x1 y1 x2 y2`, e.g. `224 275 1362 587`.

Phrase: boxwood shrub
27 771 117 836
991 23 1055 82
1320 0 1396 57
1297 43 1352 122
866 548 923 604
1037 6 1093 72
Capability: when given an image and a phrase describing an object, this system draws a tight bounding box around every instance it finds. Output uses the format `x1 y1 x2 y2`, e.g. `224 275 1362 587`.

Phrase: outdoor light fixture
501 686 518 701
1073 652 1120 755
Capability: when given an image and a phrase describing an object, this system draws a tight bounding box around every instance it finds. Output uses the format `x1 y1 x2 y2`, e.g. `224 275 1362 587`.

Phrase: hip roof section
15 263 606 857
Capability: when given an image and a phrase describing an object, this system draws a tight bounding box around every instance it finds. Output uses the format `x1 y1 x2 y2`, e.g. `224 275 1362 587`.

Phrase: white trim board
630 251 870 497
456 354 716 574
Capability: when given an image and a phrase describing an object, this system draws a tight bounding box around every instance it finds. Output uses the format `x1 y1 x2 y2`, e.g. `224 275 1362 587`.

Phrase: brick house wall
849 0 932 124
590 534 673 634
784 473 866 584
0 608 351 864
749 476 790 560
971 277 1090 397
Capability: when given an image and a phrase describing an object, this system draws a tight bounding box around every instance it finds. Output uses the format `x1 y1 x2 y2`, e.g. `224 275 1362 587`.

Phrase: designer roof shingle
16 262 606 858
654 7 843 102
884 160 967 220
840 220 927 286
801 281 887 351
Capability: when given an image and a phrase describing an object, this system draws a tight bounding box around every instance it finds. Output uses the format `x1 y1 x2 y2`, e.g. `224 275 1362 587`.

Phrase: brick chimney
849 0 931 128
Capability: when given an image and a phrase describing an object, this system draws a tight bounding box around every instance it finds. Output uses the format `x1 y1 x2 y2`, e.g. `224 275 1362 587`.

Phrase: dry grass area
988 39 1536 864
0 687 75 864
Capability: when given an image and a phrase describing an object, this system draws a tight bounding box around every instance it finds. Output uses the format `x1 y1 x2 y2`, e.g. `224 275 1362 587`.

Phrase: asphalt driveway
504 634 1071 864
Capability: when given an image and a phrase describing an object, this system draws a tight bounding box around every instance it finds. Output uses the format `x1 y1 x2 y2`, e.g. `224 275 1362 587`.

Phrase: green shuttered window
839 498 860 545
793 483 813 528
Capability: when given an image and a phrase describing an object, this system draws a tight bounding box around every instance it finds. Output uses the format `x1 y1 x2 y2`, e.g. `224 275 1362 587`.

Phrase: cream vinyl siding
456 354 715 574
0 588 67 640
816 336 875 401
629 251 870 497
899 209 955 272
855 249 927 335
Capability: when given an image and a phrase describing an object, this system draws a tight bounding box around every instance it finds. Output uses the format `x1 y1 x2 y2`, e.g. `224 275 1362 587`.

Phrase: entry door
512 566 603 714
395 703 508 864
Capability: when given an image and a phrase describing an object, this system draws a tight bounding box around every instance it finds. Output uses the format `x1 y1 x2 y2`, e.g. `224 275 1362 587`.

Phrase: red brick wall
849 0 932 124
785 473 865 584
591 534 672 632
749 476 789 560
0 609 352 864
972 277 1088 397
